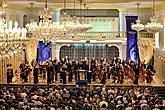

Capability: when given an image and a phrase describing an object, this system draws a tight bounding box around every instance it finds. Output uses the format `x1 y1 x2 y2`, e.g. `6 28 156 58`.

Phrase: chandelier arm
64 0 66 9
74 0 75 16
137 3 139 17
45 0 48 9
153 0 155 16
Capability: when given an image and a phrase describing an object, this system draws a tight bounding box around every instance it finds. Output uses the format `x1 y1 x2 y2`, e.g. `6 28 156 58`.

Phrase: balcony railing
139 32 154 39
28 31 154 40
59 32 127 40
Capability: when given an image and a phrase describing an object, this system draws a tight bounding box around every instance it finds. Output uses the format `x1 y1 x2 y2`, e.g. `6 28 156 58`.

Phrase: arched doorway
59 44 119 63
107 46 119 62
60 45 70 61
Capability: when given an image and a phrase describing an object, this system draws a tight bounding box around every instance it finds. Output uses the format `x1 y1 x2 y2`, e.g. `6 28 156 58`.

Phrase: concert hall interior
0 0 165 109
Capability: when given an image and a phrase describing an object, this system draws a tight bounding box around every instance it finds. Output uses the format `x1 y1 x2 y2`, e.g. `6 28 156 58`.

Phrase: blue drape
38 41 51 64
126 16 138 62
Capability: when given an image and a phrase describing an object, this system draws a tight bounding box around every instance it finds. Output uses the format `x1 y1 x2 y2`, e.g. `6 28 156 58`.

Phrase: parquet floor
1 72 164 87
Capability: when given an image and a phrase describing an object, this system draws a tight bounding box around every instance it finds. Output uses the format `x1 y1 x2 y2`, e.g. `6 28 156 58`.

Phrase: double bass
98 64 105 81
140 66 147 82
127 65 135 82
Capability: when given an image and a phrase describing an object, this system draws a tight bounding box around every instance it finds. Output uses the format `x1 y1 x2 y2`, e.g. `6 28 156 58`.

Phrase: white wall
119 12 152 32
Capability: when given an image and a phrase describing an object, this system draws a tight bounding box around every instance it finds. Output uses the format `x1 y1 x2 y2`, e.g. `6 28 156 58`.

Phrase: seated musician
118 70 124 84
146 64 155 83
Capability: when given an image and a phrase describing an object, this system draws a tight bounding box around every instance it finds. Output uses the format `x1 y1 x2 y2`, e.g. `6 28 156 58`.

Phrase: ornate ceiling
6 0 165 9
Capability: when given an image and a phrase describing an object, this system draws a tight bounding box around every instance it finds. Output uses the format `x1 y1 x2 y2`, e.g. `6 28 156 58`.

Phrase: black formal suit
7 68 13 83
33 67 39 84
61 67 67 84
67 63 73 82
74 64 80 81
133 67 139 84
47 65 54 84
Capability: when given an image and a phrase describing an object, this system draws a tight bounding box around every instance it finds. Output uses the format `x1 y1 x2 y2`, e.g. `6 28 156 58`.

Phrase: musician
74 60 80 81
7 64 13 83
47 62 54 84
42 62 47 80
87 63 92 83
111 64 117 83
107 64 110 79
60 63 68 84
140 65 147 82
91 58 96 82
33 63 40 84
64 56 69 64
100 57 104 64
112 57 118 64
20 64 27 82
67 60 73 82
133 64 139 84
24 61 31 82
54 60 60 82
100 64 106 84
81 60 89 80
146 64 155 83
118 70 124 84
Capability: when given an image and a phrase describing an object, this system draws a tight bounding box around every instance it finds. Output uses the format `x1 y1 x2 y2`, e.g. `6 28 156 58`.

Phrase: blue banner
38 41 51 64
126 16 138 62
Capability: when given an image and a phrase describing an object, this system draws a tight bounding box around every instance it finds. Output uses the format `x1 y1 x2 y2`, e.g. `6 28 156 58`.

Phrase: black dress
133 67 139 84
67 63 73 82
33 68 39 84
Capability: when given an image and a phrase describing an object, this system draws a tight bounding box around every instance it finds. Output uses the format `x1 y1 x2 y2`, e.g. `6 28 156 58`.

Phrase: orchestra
6 56 156 85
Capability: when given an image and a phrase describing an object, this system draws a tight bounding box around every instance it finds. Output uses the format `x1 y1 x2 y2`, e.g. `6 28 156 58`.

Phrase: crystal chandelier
60 0 92 33
145 0 163 33
26 0 63 41
145 16 163 33
26 0 92 42
131 3 144 32
0 20 28 59
0 1 28 59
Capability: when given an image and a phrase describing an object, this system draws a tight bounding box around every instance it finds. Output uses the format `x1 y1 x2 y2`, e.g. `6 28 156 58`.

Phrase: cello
127 65 135 82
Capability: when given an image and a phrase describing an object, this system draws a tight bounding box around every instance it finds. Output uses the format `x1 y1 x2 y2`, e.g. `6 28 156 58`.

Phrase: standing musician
33 63 40 84
67 60 73 82
47 62 54 84
129 63 135 83
111 64 117 83
42 62 47 82
87 63 92 83
24 62 31 83
91 58 96 82
117 64 124 84
140 65 147 83
60 63 68 84
107 63 111 79
54 60 60 82
7 64 13 83
99 64 106 84
133 64 139 84
74 60 80 81
146 64 155 83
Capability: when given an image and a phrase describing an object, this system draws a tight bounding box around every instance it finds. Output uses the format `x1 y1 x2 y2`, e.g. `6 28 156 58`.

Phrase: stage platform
1 74 165 99
0 74 165 87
